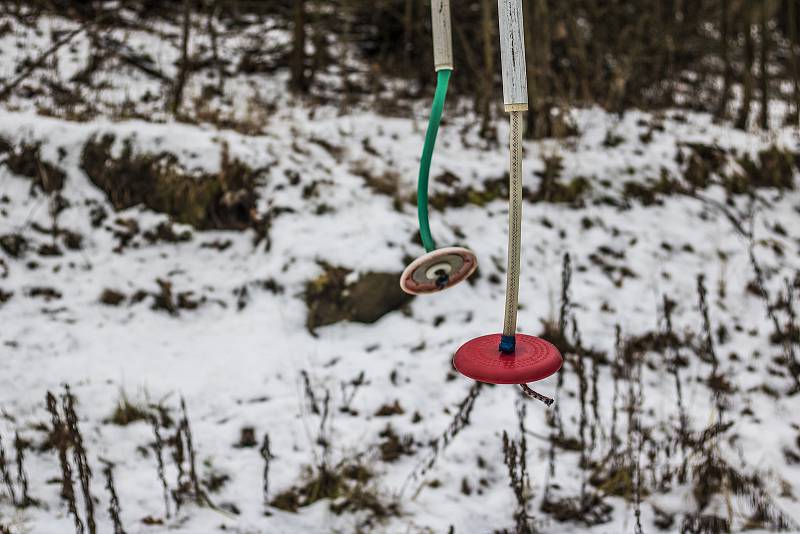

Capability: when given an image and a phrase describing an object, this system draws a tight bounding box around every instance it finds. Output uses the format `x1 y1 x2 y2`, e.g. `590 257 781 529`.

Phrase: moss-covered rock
80 135 262 230
305 264 413 332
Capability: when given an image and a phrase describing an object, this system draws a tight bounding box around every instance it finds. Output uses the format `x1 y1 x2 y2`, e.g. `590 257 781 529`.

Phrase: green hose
417 68 451 253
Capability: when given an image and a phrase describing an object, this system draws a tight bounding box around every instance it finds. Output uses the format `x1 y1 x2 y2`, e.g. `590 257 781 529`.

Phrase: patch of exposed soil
80 135 263 230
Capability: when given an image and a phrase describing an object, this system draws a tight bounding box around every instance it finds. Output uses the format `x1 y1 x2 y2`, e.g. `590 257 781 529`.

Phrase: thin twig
0 26 86 102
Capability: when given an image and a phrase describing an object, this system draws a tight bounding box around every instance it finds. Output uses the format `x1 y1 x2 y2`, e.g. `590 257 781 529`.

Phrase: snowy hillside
1 11 800 534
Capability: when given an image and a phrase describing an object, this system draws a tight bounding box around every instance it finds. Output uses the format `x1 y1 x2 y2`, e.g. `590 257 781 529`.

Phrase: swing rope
417 68 451 253
500 110 524 354
519 384 554 406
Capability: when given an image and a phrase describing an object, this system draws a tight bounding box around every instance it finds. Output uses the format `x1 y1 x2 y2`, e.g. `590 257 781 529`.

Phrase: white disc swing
453 0 562 405
400 0 479 295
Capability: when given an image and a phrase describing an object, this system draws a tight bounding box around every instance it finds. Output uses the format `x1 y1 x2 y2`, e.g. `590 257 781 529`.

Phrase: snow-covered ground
1 11 800 534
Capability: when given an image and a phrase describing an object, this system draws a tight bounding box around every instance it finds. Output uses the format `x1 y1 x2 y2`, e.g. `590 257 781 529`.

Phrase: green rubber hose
417 68 451 253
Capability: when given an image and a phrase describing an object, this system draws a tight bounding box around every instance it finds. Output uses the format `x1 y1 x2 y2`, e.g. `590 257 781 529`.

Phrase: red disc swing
452 0 561 405
454 334 561 385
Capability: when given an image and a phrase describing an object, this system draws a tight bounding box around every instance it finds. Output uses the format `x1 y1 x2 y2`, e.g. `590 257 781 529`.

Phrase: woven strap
502 111 524 339
519 384 554 406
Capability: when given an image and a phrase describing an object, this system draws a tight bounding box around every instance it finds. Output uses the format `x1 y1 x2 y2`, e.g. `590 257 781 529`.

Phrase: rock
62 230 84 250
99 289 126 306
305 264 413 332
26 287 62 301
0 289 12 305
235 427 257 448
37 244 62 257
347 272 412 323
0 234 27 258
374 400 404 417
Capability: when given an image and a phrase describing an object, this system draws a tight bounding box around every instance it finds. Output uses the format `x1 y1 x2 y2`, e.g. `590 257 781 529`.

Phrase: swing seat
453 333 562 384
400 246 477 295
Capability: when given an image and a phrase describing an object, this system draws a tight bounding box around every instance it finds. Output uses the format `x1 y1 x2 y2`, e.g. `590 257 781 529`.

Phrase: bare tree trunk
402 0 413 75
478 0 495 139
415 0 427 91
790 0 800 125
759 0 769 130
309 7 326 91
525 0 552 139
651 0 670 105
290 0 308 94
565 13 590 103
342 0 354 107
207 0 224 96
736 19 755 130
524 0 536 138
716 0 731 118
171 0 192 115
454 20 480 76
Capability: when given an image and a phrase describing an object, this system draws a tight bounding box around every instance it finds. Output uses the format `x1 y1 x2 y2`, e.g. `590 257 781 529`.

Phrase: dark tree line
6 0 800 138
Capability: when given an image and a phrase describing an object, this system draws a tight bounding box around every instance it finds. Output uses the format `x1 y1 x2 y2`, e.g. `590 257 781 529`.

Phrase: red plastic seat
453 333 562 384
